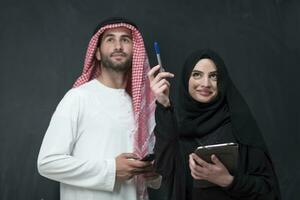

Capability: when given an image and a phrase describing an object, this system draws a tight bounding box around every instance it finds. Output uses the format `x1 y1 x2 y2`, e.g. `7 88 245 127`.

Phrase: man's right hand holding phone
115 153 159 182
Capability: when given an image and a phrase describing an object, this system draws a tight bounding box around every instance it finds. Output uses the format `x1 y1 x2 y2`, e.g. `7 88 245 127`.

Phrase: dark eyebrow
191 70 203 73
191 70 217 73
120 35 132 40
102 33 132 40
102 33 115 39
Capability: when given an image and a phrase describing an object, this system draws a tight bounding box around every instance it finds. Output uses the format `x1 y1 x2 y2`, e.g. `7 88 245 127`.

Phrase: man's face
96 27 133 73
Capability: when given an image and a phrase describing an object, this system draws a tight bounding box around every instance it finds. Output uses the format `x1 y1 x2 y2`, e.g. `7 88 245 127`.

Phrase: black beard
100 52 132 73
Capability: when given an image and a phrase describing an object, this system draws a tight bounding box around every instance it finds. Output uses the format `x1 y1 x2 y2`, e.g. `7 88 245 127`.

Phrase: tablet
193 142 239 188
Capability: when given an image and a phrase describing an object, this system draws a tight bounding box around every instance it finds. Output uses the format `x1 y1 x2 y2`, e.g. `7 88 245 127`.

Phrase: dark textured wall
0 0 299 199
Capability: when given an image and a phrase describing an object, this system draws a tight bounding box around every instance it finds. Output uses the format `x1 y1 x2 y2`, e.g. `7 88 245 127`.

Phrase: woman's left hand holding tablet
189 153 234 187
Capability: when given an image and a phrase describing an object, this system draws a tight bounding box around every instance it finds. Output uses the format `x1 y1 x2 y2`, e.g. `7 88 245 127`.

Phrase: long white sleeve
37 89 116 191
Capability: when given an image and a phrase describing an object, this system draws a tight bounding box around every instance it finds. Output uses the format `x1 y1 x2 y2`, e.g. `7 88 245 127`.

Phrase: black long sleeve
153 102 186 200
224 146 279 200
153 102 178 176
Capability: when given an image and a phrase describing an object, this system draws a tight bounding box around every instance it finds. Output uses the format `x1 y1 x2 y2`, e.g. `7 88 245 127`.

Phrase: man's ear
95 48 101 61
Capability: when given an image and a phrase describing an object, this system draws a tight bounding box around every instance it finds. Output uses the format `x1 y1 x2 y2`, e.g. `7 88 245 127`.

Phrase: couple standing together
37 17 281 200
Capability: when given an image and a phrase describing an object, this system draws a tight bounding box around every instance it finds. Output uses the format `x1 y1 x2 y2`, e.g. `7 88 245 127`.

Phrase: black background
0 0 299 199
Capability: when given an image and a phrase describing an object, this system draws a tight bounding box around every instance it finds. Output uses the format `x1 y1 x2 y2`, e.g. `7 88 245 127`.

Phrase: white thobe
38 79 152 200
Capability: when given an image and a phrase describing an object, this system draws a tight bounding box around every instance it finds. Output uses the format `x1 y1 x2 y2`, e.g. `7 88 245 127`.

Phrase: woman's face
188 58 218 103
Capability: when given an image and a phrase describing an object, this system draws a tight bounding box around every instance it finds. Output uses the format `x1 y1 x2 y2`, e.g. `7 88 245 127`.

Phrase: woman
148 49 281 200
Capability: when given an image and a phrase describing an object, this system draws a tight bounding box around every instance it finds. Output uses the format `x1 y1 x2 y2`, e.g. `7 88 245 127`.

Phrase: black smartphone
140 153 155 161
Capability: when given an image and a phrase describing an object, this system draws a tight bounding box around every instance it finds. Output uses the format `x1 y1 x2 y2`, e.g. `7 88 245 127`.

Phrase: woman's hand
148 65 174 107
189 153 234 187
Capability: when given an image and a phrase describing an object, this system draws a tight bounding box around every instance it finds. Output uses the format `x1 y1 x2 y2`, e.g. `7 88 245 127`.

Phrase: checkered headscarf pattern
73 23 156 200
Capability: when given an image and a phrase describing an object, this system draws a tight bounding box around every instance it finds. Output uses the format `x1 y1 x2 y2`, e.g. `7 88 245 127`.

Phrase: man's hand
147 65 174 107
115 153 152 181
189 153 234 187
142 163 160 181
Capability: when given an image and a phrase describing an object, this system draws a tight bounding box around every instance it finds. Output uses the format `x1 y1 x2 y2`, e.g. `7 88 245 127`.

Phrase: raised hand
148 65 174 107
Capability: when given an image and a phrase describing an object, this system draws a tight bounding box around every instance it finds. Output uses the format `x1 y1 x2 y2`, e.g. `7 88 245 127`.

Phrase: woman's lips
197 90 212 96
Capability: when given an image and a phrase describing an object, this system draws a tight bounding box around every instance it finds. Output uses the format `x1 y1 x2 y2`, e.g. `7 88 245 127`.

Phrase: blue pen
154 42 165 72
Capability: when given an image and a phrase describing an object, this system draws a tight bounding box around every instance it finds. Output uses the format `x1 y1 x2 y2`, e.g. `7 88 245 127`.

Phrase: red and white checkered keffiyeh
73 23 156 200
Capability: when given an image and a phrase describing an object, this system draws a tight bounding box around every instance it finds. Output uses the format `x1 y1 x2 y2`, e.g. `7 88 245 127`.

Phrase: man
38 17 160 200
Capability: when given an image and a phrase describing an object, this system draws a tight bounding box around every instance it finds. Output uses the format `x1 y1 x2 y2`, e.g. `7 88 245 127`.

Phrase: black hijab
177 49 268 151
